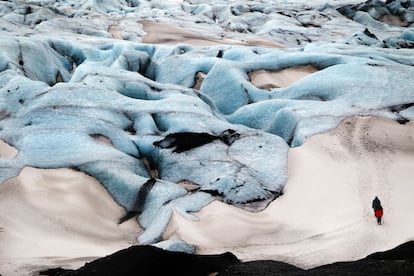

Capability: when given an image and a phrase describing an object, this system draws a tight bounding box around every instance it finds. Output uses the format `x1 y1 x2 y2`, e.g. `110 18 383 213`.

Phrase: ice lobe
0 37 290 244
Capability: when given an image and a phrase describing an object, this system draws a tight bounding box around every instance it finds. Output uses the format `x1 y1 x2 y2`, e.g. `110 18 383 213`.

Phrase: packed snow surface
166 116 414 268
0 0 414 273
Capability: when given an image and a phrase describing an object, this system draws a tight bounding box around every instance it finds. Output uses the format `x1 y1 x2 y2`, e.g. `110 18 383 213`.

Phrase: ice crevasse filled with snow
0 0 414 269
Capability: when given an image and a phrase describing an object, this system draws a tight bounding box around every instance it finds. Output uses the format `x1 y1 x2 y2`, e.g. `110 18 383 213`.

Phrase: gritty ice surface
1 0 413 46
0 0 414 248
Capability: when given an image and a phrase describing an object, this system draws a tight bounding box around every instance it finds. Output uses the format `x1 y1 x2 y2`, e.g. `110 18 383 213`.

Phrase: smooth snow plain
0 0 414 274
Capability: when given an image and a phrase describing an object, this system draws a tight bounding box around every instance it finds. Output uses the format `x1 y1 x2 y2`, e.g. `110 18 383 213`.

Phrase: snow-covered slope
166 116 414 268
0 167 140 275
0 0 413 274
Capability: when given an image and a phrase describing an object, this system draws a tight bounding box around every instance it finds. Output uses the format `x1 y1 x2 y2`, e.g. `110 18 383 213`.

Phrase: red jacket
375 209 383 218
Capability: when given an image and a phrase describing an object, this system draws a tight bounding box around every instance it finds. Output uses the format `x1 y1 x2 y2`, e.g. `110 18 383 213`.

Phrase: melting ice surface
0 0 414 249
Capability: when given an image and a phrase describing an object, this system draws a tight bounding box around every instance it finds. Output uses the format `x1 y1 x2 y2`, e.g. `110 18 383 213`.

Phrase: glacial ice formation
1 0 414 47
0 0 413 247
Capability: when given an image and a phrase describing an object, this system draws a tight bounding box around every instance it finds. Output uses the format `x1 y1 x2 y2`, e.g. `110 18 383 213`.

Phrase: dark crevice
390 103 414 125
48 6 71 16
151 113 164 132
23 6 32 25
153 129 240 153
138 57 152 77
25 6 33 15
232 191 280 205
396 116 409 125
286 124 297 147
390 103 414 113
125 0 139 7
69 166 81 172
277 11 293 18
367 63 385 67
141 157 158 179
149 84 162 92
49 41 86 68
117 178 157 225
240 84 251 104
121 113 140 136
296 95 330 101
125 58 132 72
200 189 224 197
300 20 322 28
363 28 378 39
17 42 27 77
126 124 136 135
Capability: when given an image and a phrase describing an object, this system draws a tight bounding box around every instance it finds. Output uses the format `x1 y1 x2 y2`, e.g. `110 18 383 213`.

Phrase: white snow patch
0 167 140 275
249 65 319 89
0 139 18 159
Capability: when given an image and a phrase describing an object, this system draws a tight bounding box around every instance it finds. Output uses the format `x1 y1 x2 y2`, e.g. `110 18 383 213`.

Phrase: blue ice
0 6 414 247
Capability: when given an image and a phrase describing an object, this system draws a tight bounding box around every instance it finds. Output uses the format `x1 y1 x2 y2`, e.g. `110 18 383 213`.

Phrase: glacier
0 0 414 249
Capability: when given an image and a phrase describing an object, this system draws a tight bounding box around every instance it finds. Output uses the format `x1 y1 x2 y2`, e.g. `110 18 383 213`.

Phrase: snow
0 166 140 275
0 0 414 274
165 117 414 268
0 140 17 159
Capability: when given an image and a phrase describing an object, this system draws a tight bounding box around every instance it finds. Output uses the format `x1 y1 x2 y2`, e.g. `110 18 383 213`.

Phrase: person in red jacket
372 196 383 225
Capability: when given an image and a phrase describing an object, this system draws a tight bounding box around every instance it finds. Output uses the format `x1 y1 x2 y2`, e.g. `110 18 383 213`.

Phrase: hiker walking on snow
372 196 383 225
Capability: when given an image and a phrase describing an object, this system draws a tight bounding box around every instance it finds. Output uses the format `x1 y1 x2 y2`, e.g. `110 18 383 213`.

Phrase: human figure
372 196 383 225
